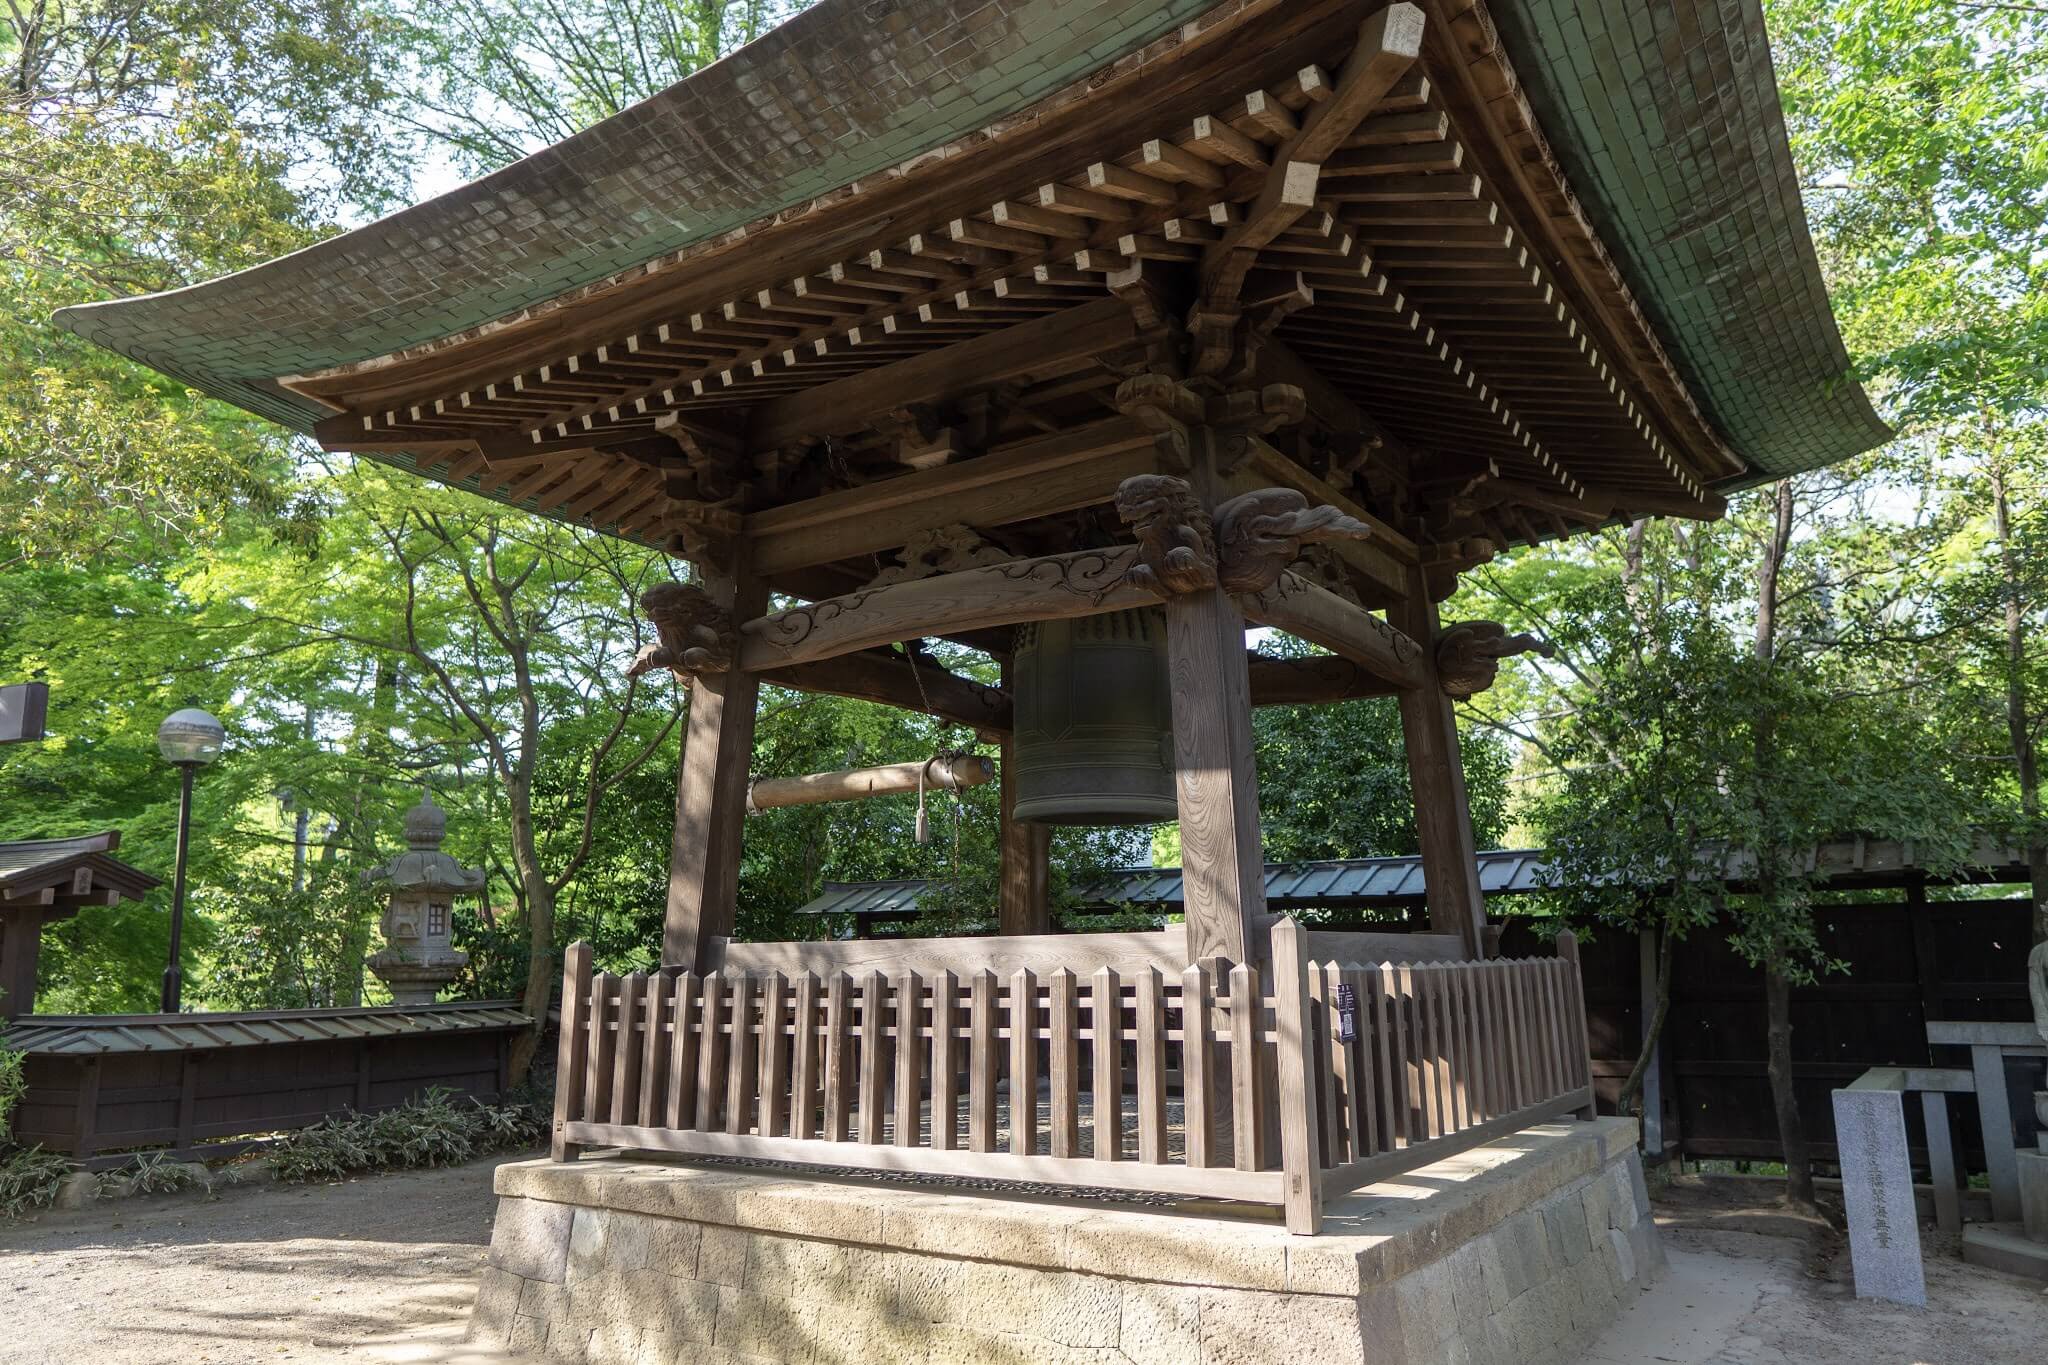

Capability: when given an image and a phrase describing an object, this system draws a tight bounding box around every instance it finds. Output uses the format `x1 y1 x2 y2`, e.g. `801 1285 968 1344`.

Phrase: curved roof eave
53 0 1890 484
1486 0 1891 478
52 0 1236 435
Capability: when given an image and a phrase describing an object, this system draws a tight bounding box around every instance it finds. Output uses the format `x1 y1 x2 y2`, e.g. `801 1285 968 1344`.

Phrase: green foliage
202 863 384 1009
0 1024 24 1130
266 1088 545 1182
1770 0 2048 425
1255 691 1509 862
1519 529 1978 979
381 0 812 175
104 1149 204 1197
0 1146 71 1219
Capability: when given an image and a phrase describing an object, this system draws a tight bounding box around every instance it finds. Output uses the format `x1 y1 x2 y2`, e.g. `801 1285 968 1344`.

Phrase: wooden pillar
1166 451 1266 967
1392 585 1487 957
997 734 1052 935
663 562 766 970
0 909 42 1019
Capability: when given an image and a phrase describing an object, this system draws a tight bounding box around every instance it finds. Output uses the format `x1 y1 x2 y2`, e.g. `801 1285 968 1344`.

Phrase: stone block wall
471 1118 1660 1365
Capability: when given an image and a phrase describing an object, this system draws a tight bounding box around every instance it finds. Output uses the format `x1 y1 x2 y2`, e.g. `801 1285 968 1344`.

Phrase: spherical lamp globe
156 708 226 766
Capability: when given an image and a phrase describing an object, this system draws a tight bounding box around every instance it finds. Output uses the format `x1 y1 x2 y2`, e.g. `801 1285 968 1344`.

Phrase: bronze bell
1010 607 1178 825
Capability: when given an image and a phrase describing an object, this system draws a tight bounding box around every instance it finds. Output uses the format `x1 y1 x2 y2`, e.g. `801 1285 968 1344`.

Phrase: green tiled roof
1489 0 1890 478
53 0 1890 484
53 0 1228 435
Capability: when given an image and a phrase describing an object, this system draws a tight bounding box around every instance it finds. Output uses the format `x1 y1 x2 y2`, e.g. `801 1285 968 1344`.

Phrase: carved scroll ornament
1114 474 1217 595
625 581 735 681
1213 488 1373 595
1434 620 1553 698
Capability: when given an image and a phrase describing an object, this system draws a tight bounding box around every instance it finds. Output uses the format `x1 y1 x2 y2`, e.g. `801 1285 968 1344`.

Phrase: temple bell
1009 607 1178 826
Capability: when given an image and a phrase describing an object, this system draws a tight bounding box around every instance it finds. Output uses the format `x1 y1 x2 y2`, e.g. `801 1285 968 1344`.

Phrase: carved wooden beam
744 418 1158 576
737 548 1162 673
1240 570 1425 691
758 649 1012 733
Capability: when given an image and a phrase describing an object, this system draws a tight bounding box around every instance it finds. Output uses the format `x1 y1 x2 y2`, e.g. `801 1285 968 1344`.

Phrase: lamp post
156 708 224 1013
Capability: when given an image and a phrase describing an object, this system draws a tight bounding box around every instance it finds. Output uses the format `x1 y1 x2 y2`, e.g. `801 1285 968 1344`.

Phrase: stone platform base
1962 1223 2048 1282
471 1117 1660 1364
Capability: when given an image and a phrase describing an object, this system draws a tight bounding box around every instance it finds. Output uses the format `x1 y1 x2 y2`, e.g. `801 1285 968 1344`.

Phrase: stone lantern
365 795 484 1005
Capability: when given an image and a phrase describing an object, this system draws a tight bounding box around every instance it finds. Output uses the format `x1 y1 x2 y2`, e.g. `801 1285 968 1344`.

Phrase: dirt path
1587 1175 2048 1364
0 1154 534 1365
4 1157 2043 1364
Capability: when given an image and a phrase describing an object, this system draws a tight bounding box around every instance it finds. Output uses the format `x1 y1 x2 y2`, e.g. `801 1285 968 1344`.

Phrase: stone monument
365 795 484 1005
1833 1081 1927 1307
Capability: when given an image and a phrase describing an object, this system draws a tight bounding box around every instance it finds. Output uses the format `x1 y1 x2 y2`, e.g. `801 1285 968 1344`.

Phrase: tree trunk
1764 961 1814 1207
1617 922 1675 1116
1753 479 1813 1208
506 784 555 1084
1991 464 2048 946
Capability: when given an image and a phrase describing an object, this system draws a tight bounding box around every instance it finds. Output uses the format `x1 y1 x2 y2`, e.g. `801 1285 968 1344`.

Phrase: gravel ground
1587 1173 2048 1364
0 1153 535 1365
3 1154 2044 1364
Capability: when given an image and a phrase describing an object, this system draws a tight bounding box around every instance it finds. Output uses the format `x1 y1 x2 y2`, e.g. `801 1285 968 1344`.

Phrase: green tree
2 0 414 563
382 0 810 175
1770 0 2048 942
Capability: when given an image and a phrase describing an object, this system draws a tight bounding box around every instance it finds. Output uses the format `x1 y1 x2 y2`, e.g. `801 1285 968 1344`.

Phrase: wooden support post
0 910 42 1019
664 561 766 970
1392 586 1487 956
176 1054 200 1156
1166 453 1267 968
74 1056 101 1161
1556 930 1597 1120
998 725 1051 935
1639 927 1665 1158
1272 917 1325 1234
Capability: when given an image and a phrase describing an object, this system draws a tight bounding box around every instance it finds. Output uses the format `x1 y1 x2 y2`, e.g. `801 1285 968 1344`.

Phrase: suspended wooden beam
759 650 1011 734
1239 571 1425 691
737 547 1162 673
1246 652 1397 705
747 755 994 812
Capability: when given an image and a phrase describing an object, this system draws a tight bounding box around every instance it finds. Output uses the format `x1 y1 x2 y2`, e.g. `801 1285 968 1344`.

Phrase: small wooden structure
62 0 1885 1231
8 1001 529 1168
0 833 159 1019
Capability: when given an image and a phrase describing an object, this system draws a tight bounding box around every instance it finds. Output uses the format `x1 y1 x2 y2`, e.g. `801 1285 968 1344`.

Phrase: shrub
0 1023 24 1130
103 1150 204 1197
268 1089 544 1183
0 1146 71 1218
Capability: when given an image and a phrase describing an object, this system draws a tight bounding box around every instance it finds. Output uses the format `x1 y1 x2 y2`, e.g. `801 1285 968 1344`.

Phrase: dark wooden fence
1500 894 2039 1174
8 1002 530 1169
551 921 1595 1234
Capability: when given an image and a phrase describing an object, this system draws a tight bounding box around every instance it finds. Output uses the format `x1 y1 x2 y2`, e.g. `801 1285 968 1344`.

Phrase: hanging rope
825 436 974 887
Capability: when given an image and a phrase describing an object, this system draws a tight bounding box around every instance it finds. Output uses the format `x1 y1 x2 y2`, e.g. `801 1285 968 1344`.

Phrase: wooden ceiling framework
297 0 1740 622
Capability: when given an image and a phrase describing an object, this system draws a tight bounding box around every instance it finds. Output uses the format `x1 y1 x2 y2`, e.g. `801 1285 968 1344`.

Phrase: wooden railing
550 920 1594 1233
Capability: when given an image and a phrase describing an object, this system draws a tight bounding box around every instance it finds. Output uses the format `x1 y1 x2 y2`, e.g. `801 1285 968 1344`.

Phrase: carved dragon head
1114 474 1217 596
626 581 735 680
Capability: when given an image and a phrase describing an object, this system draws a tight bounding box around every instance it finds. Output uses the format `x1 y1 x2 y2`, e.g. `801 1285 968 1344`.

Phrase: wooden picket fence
550 920 1594 1233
